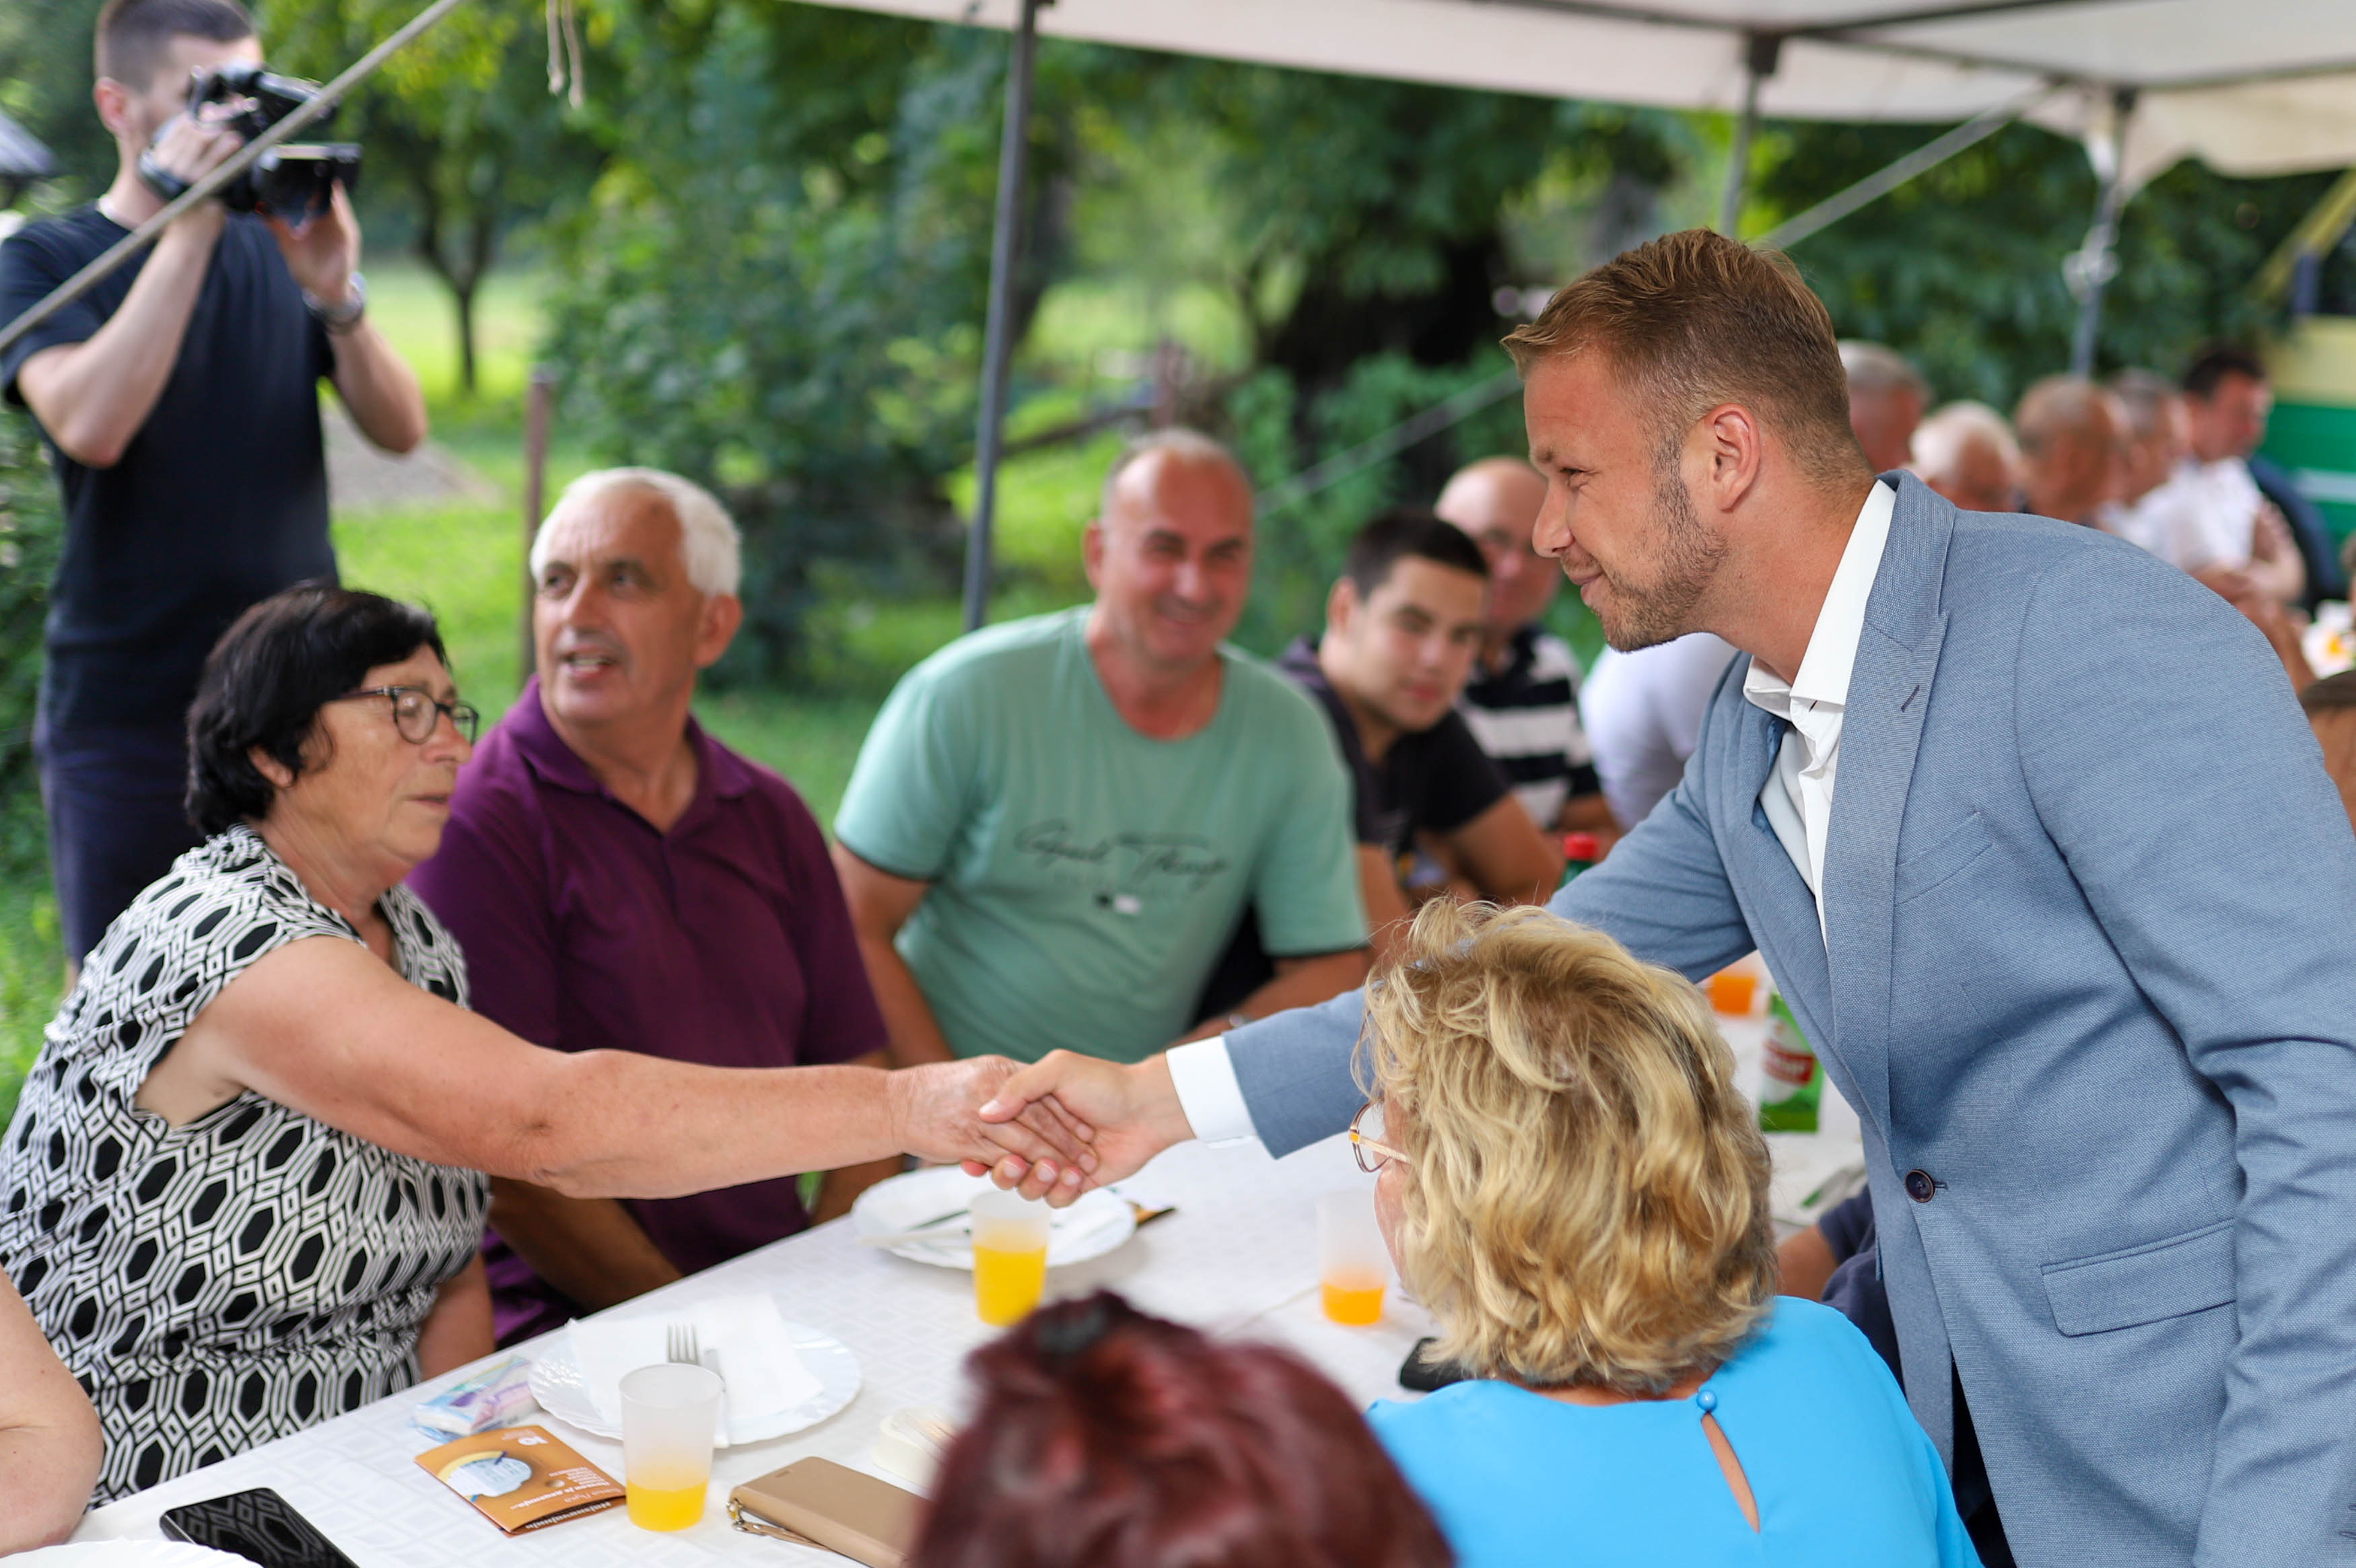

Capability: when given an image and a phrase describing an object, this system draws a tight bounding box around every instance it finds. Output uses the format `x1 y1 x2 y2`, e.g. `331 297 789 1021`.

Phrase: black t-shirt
1 205 336 732
1277 637 1509 856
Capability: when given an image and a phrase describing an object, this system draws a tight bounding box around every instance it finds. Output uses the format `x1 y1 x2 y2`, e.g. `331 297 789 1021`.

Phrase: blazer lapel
1820 476 1959 1142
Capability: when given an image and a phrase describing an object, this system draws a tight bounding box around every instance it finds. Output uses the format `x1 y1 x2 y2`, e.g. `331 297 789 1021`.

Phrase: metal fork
667 1321 728 1445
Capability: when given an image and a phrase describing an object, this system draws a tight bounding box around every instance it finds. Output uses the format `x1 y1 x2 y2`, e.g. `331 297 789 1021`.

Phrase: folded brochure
415 1424 623 1534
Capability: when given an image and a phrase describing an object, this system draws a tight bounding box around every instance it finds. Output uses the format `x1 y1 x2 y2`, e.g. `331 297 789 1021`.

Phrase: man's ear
94 77 138 142
1081 520 1107 592
694 593 743 670
1693 403 1766 515
1325 576 1360 639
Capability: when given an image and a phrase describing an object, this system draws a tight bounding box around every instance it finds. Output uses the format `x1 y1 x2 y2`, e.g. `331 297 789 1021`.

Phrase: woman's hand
887 1057 1098 1194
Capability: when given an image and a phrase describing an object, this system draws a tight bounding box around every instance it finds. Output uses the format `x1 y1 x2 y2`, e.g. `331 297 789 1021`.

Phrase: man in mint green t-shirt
832 431 1368 1065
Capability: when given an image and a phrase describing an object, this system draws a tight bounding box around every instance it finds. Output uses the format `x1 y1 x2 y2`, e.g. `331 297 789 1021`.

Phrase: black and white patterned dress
0 826 491 1502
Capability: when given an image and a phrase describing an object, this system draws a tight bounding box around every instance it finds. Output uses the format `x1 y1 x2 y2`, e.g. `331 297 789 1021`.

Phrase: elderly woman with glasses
0 585 1086 1504
1355 901 1978 1568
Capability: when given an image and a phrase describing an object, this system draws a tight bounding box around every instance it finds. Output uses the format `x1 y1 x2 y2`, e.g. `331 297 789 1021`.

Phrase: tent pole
1718 33 1782 237
963 0 1047 634
2068 86 2137 378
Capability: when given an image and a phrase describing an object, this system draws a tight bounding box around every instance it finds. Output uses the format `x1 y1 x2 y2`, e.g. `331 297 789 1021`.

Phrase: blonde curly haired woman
1359 902 1976 1567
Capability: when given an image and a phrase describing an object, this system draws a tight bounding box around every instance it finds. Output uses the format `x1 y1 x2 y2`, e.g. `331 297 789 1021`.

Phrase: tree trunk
452 282 478 396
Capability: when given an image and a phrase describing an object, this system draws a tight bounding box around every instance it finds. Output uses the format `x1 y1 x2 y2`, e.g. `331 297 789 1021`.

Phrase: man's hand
142 112 241 241
263 180 361 308
971 1051 1196 1205
886 1057 1097 1195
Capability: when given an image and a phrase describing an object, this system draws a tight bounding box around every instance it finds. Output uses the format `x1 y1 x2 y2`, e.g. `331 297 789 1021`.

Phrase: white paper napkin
571 1293 823 1443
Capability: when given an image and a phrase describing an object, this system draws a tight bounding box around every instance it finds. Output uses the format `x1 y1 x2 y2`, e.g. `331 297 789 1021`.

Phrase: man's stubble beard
1595 453 1729 653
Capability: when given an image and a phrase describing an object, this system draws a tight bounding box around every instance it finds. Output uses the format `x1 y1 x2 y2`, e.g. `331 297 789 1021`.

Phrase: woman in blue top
1356 902 1978 1568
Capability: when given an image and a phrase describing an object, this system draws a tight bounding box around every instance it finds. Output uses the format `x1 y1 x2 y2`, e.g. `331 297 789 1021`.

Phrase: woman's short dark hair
185 583 448 835
910 1291 1453 1568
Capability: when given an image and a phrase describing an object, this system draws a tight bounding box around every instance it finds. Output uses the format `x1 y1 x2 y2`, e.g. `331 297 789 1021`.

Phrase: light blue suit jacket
1227 475 2356 1567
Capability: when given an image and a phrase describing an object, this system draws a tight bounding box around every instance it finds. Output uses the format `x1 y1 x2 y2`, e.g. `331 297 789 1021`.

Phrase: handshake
892 1052 1198 1205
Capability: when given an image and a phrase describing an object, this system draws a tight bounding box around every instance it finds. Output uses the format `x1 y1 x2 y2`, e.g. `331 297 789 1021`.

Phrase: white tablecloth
73 1006 1862 1566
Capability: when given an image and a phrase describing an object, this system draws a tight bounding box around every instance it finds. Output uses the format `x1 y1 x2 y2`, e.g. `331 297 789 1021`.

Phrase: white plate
22 1550 252 1567
850 1166 1135 1270
528 1307 860 1446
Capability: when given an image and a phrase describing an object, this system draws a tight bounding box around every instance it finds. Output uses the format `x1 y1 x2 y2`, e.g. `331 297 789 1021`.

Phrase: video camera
136 61 363 225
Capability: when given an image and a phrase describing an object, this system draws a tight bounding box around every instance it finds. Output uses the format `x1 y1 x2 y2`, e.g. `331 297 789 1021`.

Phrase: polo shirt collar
504 676 755 816
1743 480 1897 715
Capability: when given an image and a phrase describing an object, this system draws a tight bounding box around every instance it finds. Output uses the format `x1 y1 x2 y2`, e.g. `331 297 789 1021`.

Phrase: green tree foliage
267 0 607 394
1756 120 2341 404
0 411 61 876
539 5 1020 678
0 0 110 203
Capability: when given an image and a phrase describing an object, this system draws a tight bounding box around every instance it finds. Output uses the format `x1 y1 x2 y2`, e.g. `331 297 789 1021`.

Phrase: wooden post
520 366 554 692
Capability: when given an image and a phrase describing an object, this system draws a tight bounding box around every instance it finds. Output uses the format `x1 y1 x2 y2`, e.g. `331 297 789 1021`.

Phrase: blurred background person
2101 368 2190 550
2013 373 2124 527
0 0 426 972
0 1268 102 1553
2134 345 2309 607
833 430 1367 1064
411 470 897 1348
1839 340 1929 472
0 585 1080 1501
1436 457 1616 845
1910 400 2020 515
1360 902 1975 1568
911 1290 1453 1568
2299 671 2356 836
1278 509 1556 960
1577 634 1737 830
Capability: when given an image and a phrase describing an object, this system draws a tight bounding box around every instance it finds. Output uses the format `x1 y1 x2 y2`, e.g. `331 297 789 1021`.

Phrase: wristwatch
304 271 367 334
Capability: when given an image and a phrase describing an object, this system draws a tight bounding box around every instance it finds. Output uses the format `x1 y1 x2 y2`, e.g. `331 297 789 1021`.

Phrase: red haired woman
912 1291 1451 1568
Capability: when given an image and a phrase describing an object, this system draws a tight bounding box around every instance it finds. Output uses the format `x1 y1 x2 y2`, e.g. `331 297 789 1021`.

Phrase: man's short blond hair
1502 229 1865 490
1362 901 1776 1394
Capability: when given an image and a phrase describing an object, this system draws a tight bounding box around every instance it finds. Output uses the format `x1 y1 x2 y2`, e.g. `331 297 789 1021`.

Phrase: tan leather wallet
728 1456 922 1567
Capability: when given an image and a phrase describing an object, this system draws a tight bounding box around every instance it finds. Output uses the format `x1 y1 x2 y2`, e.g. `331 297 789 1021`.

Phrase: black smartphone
1399 1335 1474 1393
160 1487 361 1568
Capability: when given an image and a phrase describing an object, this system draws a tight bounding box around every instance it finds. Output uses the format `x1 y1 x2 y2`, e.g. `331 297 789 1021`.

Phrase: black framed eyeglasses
335 686 480 745
1350 1101 1404 1174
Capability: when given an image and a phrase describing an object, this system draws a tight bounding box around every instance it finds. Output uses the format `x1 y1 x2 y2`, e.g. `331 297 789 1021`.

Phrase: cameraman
0 0 425 970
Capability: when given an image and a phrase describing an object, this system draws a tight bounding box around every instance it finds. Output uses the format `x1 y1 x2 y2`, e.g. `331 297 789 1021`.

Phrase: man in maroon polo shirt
408 467 894 1345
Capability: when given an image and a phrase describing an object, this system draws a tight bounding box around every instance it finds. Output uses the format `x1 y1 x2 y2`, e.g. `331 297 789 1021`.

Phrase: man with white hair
409 468 896 1343
1910 400 2021 516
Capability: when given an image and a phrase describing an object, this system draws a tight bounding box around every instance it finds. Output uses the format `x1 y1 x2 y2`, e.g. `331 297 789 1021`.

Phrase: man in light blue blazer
976 231 2356 1568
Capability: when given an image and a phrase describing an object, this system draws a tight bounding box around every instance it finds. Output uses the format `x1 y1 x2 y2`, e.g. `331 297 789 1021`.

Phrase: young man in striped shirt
1438 458 1619 845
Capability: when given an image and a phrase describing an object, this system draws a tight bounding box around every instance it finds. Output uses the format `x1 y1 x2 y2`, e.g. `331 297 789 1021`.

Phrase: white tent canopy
826 0 2356 188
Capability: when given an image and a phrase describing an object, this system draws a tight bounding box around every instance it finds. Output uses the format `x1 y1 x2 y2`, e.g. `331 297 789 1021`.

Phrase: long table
74 1010 1860 1566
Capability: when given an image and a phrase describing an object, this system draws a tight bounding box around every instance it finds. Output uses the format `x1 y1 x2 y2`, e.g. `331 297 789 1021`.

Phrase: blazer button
1904 1168 1936 1203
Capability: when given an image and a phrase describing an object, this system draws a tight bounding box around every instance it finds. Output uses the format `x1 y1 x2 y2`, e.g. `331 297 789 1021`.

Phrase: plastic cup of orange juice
1708 970 1758 1015
971 1189 1052 1326
620 1362 721 1531
1318 1190 1389 1326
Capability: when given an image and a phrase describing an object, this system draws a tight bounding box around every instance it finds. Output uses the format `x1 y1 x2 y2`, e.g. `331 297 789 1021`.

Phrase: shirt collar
1743 480 1897 713
505 676 755 812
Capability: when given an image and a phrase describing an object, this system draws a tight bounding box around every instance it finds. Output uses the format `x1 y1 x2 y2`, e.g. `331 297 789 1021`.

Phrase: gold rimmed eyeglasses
1350 1101 1404 1174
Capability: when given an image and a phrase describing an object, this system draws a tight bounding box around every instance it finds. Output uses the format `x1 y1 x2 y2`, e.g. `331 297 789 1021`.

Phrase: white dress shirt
1169 482 1898 1145
2125 457 2264 573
